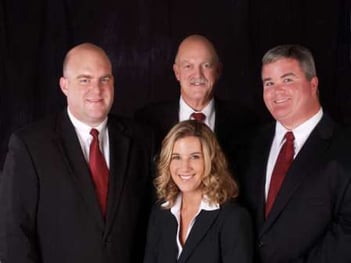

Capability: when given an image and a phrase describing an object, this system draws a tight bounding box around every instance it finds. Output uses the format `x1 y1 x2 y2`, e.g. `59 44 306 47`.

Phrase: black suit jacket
134 98 258 172
143 201 253 263
241 114 351 262
0 111 154 263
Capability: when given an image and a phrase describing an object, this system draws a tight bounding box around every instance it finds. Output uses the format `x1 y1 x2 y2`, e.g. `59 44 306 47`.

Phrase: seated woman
144 120 253 263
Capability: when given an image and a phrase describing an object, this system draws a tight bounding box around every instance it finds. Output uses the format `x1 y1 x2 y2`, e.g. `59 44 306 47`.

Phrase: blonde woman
144 120 253 263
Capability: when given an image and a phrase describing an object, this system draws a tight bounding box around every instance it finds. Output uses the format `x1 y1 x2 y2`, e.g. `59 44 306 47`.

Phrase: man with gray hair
135 34 257 173
241 44 351 262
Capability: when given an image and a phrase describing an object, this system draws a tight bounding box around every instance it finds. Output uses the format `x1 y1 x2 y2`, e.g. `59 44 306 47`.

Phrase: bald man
135 34 257 173
0 43 154 263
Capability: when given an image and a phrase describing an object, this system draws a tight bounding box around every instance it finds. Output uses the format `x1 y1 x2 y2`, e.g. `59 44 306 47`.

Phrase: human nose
193 65 204 77
90 80 103 92
179 158 191 170
272 82 286 92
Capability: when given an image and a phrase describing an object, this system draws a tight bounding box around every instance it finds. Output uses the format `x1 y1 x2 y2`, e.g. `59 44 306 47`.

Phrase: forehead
262 58 303 77
66 49 112 76
177 41 217 63
173 136 202 151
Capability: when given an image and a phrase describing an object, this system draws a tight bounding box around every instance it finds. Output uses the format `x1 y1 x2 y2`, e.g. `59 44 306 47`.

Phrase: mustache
190 78 207 85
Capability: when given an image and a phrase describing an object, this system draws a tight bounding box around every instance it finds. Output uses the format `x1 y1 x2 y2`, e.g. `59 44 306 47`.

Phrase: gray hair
262 44 316 80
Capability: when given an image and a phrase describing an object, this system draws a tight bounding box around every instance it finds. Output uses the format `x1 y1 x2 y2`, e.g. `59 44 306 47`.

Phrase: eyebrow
76 74 113 79
171 151 202 155
262 72 297 82
280 72 297 78
76 74 92 79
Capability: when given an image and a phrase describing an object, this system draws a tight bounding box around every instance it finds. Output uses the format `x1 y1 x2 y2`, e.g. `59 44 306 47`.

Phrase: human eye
171 154 180 160
100 75 112 84
79 78 90 85
203 62 212 69
263 81 274 88
283 77 293 83
182 63 192 70
191 153 202 160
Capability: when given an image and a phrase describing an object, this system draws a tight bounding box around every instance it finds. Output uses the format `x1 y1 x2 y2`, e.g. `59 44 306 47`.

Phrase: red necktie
89 128 109 218
265 131 295 218
190 112 206 122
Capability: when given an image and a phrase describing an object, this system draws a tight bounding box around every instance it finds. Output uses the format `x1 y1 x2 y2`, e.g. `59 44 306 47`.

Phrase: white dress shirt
67 108 110 168
179 96 215 131
265 108 323 199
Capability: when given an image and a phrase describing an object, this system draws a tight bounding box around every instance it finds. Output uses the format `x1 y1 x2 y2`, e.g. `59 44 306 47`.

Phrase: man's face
60 48 114 127
262 58 319 129
173 39 221 108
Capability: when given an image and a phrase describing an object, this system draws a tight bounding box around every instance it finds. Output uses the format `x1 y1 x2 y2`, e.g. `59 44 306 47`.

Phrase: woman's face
169 136 204 196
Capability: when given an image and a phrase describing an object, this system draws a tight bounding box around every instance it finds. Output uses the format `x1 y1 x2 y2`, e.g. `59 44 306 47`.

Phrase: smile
87 98 103 103
179 174 195 180
274 98 290 104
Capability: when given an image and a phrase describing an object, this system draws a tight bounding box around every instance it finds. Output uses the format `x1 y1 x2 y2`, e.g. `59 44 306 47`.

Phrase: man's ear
311 76 319 92
173 63 180 81
59 77 68 96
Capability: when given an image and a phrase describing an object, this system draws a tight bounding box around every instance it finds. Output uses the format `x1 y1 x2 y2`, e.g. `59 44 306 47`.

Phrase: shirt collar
179 96 215 121
67 107 108 141
162 193 220 215
275 108 323 146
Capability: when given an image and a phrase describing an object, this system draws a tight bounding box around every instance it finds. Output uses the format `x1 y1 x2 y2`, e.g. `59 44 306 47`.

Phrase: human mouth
274 98 290 104
190 79 207 86
88 98 103 103
179 174 195 180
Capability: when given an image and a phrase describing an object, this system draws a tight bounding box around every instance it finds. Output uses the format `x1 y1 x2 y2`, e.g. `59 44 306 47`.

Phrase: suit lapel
177 209 220 263
54 112 105 229
162 100 179 130
162 211 179 262
254 126 275 229
104 118 131 235
261 115 335 236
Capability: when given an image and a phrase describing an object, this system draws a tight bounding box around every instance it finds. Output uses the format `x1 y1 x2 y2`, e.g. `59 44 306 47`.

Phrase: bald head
175 35 220 64
62 43 112 78
173 35 221 110
59 42 114 127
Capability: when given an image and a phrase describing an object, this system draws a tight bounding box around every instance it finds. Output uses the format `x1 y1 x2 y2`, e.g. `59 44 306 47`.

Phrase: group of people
0 34 350 263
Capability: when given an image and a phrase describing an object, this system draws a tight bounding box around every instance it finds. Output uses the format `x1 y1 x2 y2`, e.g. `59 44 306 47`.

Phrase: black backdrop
1 0 350 167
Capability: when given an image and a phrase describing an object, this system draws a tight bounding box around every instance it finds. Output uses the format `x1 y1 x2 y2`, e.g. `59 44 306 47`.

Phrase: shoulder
108 114 155 150
148 203 173 224
134 100 178 118
108 114 152 137
10 112 65 143
214 98 257 121
219 201 252 224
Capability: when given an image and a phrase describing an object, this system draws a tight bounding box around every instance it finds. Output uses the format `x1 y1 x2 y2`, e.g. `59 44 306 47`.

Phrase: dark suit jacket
134 98 258 173
0 111 154 263
143 201 253 263
241 114 351 263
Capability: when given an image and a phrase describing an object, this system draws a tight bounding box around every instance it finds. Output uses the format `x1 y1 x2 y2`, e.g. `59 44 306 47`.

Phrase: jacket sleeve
305 176 351 262
0 133 41 262
220 204 254 263
143 205 161 263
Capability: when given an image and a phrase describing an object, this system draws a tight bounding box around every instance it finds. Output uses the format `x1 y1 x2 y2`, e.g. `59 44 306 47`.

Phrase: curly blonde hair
155 120 238 208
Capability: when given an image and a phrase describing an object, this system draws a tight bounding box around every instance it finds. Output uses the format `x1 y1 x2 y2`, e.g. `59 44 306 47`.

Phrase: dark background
1 0 350 168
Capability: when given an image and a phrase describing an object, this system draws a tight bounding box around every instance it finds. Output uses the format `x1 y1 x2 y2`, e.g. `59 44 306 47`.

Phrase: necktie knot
285 131 294 142
190 112 206 122
90 128 99 138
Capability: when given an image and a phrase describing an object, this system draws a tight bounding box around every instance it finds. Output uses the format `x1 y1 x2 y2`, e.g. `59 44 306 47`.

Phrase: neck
183 98 211 112
181 191 202 210
281 106 321 130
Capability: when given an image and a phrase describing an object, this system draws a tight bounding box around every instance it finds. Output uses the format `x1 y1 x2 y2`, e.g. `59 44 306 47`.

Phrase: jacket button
258 241 264 248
